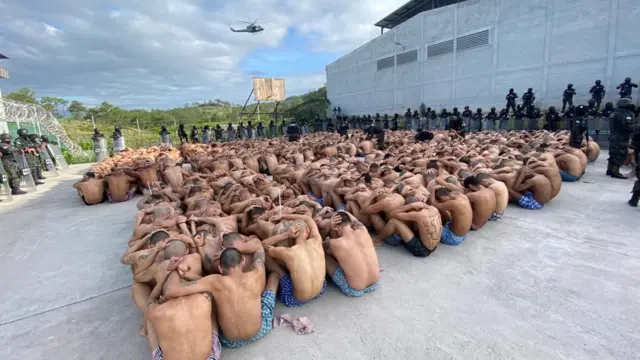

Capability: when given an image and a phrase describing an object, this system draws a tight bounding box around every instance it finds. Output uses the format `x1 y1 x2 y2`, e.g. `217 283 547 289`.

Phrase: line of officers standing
0 129 55 199
173 120 290 144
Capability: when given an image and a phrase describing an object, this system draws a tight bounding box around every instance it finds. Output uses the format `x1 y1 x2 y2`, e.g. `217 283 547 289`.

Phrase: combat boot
35 179 45 185
629 181 640 207
607 163 626 179
12 188 27 195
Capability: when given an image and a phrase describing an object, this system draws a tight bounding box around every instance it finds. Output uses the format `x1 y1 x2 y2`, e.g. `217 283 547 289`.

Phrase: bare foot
372 237 384 247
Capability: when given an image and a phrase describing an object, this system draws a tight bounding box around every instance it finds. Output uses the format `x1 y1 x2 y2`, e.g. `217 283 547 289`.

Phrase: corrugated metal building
326 0 640 115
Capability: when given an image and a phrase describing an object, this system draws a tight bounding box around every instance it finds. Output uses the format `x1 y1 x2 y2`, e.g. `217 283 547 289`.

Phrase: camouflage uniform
13 132 42 182
28 134 46 180
0 134 25 194
607 99 639 178
629 131 640 206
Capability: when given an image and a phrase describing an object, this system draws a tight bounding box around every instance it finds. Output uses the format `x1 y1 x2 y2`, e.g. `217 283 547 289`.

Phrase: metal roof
0 53 8 60
374 0 467 29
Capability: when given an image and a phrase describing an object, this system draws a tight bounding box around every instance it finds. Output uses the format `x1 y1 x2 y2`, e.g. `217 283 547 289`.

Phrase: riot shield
113 136 126 152
499 119 509 131
14 151 37 192
0 164 12 202
93 138 109 163
46 144 69 170
470 118 480 132
41 147 59 177
528 118 539 131
598 116 611 149
281 124 287 136
587 116 598 141
514 118 524 131
160 133 172 146
202 130 211 144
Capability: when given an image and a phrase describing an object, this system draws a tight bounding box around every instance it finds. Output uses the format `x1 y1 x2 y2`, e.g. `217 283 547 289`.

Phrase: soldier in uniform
617 77 638 99
522 88 535 109
568 105 588 149
546 106 560 131
562 84 576 113
28 134 46 181
589 80 606 111
178 124 188 144
256 122 265 138
485 107 498 131
382 114 389 130
14 129 44 185
1 133 28 195
607 98 640 179
391 114 399 131
505 88 518 114
214 124 223 141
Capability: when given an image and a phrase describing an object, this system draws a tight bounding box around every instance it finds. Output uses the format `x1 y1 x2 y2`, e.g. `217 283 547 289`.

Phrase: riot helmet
604 102 614 110
490 107 496 112
567 84 573 88
548 106 556 113
527 88 533 92
0 133 12 143
509 88 514 92
41 135 49 142
625 77 631 83
595 80 601 85
617 97 634 110
17 128 29 137
28 133 39 141
588 99 596 106
574 105 587 117
464 106 469 110
476 108 482 113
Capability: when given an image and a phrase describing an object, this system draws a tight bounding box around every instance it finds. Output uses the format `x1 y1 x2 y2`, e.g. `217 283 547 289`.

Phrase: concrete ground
0 153 639 360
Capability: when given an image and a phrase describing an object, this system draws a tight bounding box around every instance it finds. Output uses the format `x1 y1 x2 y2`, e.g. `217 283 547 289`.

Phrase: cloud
0 0 406 109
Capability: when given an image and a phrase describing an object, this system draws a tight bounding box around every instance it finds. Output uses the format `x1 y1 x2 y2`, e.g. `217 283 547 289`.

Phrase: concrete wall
326 0 640 115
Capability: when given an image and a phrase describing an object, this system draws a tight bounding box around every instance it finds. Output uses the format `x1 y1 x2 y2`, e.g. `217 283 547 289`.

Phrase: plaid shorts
220 290 276 348
152 331 221 360
517 192 543 210
331 266 378 297
278 273 326 307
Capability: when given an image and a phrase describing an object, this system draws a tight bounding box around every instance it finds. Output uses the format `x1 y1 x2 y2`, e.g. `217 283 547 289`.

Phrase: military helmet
568 84 573 88
0 133 12 141
575 105 587 117
549 106 556 112
625 77 631 82
17 128 29 137
28 133 39 140
41 135 49 142
453 107 458 112
617 97 634 109
491 107 496 111
588 99 596 106
605 102 614 109
595 80 601 85
509 88 514 92
476 108 482 112
527 88 533 92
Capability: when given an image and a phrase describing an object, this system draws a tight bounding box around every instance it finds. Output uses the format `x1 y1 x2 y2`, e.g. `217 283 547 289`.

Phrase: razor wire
0 97 87 156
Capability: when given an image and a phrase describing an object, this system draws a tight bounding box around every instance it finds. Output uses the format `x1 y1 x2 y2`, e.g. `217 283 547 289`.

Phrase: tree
68 100 87 120
5 87 37 104
39 96 69 116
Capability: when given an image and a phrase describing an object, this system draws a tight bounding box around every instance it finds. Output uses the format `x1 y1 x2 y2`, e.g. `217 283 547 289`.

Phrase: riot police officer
522 88 535 108
286 121 301 142
462 106 472 118
439 109 449 129
178 124 188 144
214 124 223 141
505 88 518 113
14 129 44 185
190 125 200 143
159 126 170 136
607 98 639 179
569 105 588 149
587 99 598 116
28 133 45 180
246 121 254 139
562 84 576 113
617 77 638 99
374 113 381 129
391 114 399 131
589 80 606 110
92 128 104 140
546 106 560 131
382 114 389 130
486 107 498 131
472 108 483 132
629 129 640 207
256 122 265 138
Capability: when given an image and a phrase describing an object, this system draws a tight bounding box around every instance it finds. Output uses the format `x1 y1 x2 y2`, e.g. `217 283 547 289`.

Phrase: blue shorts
489 212 503 221
517 192 543 210
440 222 466 246
307 193 324 206
560 170 581 182
220 290 275 348
278 273 326 307
331 266 378 297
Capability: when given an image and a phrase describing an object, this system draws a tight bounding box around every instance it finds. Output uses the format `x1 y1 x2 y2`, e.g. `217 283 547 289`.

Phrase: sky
0 0 407 109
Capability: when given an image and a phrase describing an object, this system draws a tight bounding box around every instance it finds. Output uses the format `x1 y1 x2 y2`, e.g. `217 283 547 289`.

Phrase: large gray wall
326 0 640 115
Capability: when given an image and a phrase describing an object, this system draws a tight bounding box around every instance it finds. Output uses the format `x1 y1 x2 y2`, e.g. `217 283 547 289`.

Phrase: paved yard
0 154 638 360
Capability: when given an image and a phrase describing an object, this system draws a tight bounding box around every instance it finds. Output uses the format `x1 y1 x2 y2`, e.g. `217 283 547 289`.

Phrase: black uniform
569 105 588 149
178 124 188 144
589 80 606 110
522 88 535 108
617 78 638 99
607 98 639 178
546 107 560 131
562 84 576 113
286 122 301 142
391 114 399 131
505 89 518 113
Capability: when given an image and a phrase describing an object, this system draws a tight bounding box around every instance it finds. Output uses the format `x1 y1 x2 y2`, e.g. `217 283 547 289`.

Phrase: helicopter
230 19 266 33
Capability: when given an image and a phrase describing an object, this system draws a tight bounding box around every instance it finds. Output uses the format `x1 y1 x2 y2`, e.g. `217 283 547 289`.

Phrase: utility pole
91 114 96 129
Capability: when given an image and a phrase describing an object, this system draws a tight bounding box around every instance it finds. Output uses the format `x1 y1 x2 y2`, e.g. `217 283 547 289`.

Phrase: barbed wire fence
0 97 87 156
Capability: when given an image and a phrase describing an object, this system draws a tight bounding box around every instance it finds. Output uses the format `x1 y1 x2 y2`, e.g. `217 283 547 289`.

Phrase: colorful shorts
560 170 581 182
278 273 326 307
489 212 503 221
220 290 275 348
107 189 135 203
331 266 378 297
517 192 543 210
440 222 466 246
153 331 221 360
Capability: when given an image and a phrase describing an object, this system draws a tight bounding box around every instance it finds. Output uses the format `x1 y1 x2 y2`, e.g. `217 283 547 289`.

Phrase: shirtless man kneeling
73 172 105 205
463 175 496 230
324 212 379 296
475 173 508 220
373 197 442 257
164 238 280 348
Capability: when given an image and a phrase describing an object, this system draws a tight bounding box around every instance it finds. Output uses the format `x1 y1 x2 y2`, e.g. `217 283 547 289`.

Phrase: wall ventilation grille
456 29 490 52
427 40 454 58
376 56 395 70
396 49 418 65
